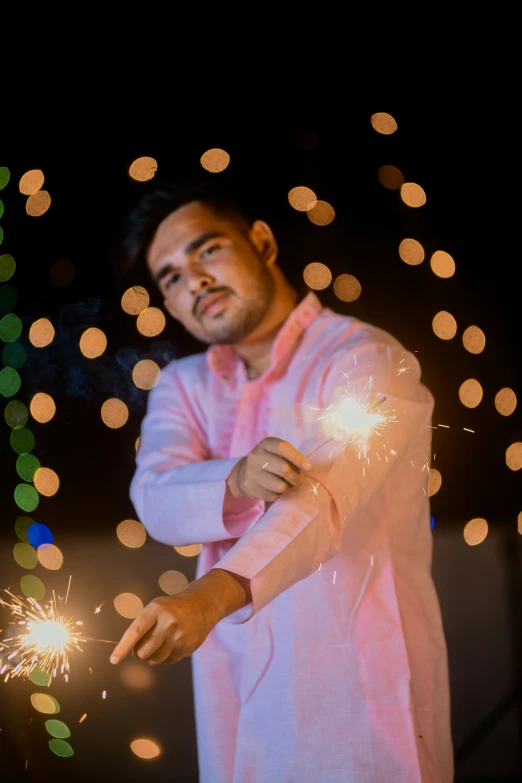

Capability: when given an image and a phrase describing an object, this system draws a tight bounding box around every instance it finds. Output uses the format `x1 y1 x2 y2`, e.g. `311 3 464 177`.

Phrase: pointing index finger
110 611 157 664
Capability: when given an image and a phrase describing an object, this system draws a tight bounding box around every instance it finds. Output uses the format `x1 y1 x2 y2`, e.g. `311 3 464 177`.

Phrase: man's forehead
147 202 231 269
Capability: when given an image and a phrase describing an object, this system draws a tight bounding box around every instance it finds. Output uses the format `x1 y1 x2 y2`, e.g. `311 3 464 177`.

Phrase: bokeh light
459 379 483 408
137 307 166 337
28 522 53 548
371 113 397 135
10 425 35 454
2 341 26 369
49 258 75 287
288 186 317 211
432 311 457 340
29 666 51 687
121 286 150 315
462 326 486 354
101 399 129 429
430 250 456 278
19 170 44 195
120 663 154 689
130 739 161 759
303 262 332 290
116 519 147 549
29 318 55 348
200 149 230 173
26 191 51 217
400 183 426 208
463 518 488 546
49 739 74 757
34 467 60 497
21 574 46 600
377 165 404 190
506 442 522 471
114 592 143 619
79 327 107 359
333 274 362 302
132 359 161 390
38 544 64 570
129 157 157 182
0 366 20 396
15 483 40 512
494 388 517 416
15 516 33 542
174 544 202 557
0 253 16 282
307 200 335 226
0 312 23 342
158 570 189 595
427 468 442 497
17 453 40 482
518 512 522 535
399 238 424 266
13 542 38 569
0 167 11 189
30 392 56 423
135 436 140 452
45 719 71 738
30 693 60 714
6 400 29 430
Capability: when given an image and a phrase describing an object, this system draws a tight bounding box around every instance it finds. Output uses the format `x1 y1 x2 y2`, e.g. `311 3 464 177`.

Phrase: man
110 176 453 782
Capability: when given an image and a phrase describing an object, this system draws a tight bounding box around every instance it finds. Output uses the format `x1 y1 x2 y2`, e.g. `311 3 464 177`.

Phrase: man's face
146 201 277 345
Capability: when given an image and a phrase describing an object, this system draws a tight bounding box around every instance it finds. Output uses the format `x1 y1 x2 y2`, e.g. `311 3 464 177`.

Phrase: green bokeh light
0 167 10 190
0 226 3 246
13 542 38 569
0 366 21 397
10 426 35 454
0 284 17 313
15 483 39 512
21 574 45 600
0 200 3 219
45 720 71 739
2 342 26 369
29 666 52 687
0 313 22 342
15 515 34 542
5 400 29 428
16 452 41 481
49 739 74 758
0 254 16 282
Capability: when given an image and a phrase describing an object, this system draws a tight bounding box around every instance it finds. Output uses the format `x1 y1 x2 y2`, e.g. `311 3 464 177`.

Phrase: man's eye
166 273 179 287
202 244 220 257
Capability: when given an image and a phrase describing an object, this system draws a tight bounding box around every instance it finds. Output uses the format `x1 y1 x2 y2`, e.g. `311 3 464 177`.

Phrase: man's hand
227 436 312 503
110 592 216 666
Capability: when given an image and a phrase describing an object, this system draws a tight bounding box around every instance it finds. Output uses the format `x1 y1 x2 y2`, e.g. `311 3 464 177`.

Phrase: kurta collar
206 291 323 383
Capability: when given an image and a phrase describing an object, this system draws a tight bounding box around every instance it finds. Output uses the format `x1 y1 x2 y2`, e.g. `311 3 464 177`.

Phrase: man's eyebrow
153 231 225 286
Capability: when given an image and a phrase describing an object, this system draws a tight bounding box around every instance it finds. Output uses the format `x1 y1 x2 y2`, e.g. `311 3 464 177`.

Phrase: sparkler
0 589 116 683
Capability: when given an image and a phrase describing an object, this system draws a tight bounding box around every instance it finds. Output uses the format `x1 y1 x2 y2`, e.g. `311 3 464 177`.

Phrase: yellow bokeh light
19 170 44 196
79 327 107 359
518 511 522 535
174 544 203 557
288 186 317 211
333 274 362 303
506 442 522 471
34 467 60 497
101 399 129 429
129 157 157 182
38 544 64 570
370 112 398 135
399 238 425 266
120 663 154 689
30 393 56 424
121 286 150 315
137 307 166 337
158 570 189 595
463 518 488 546
30 693 60 714
303 262 332 291
13 542 38 569
132 359 161 390
462 326 486 354
135 436 140 452
200 148 230 173
432 311 457 340
430 250 456 278
114 593 143 619
459 379 483 408
116 519 147 549
29 318 55 348
377 165 404 190
400 183 426 208
26 191 51 217
130 738 161 760
428 468 442 497
307 200 335 226
494 388 517 416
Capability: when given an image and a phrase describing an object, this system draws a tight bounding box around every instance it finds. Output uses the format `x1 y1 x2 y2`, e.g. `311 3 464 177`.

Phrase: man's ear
249 220 278 267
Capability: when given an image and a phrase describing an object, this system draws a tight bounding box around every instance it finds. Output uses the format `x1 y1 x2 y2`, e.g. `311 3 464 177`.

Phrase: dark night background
1 100 521 781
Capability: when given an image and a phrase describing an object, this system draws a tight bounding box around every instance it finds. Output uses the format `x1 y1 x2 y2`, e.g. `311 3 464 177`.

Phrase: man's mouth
198 293 229 317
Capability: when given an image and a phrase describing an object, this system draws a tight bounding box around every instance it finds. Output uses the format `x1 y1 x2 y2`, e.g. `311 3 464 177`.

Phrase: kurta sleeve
130 362 265 546
212 339 434 624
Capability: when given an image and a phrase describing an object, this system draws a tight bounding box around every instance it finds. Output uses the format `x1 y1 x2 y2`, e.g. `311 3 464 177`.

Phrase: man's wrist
226 462 243 499
185 568 252 625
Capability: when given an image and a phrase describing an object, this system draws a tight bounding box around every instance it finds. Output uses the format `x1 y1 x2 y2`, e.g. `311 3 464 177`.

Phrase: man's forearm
184 567 252 625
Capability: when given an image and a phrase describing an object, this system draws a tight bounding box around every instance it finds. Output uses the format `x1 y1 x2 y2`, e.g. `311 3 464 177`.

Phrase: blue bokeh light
27 523 53 548
431 515 436 530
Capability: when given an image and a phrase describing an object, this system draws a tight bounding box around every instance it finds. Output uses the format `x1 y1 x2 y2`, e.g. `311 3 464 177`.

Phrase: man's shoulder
310 307 405 355
158 351 208 384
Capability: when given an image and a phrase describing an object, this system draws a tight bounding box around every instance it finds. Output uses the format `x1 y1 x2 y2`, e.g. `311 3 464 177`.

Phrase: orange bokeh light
30 393 56 423
29 318 55 348
129 157 157 182
19 170 44 195
371 113 398 135
400 183 426 208
26 191 51 217
200 149 230 173
137 307 166 337
399 238 424 266
101 399 129 429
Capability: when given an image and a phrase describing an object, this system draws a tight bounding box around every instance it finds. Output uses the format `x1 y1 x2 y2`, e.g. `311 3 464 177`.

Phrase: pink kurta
130 292 453 782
